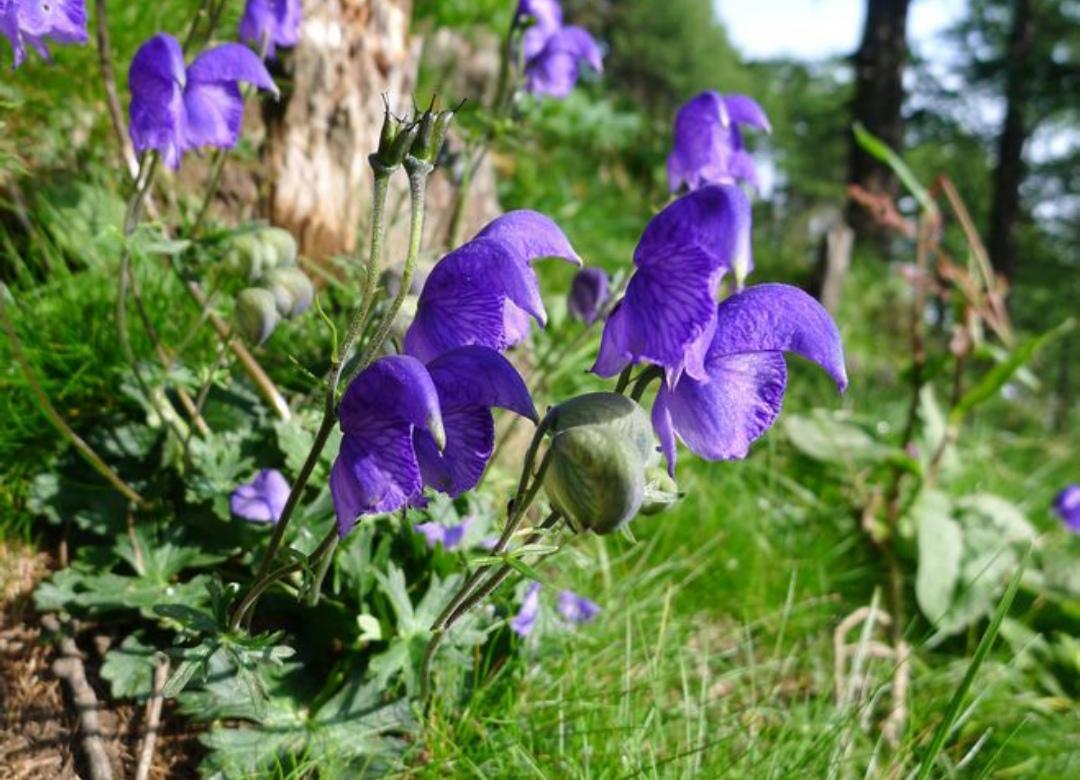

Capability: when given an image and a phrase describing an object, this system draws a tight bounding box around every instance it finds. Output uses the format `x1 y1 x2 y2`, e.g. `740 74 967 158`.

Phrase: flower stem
338 172 391 369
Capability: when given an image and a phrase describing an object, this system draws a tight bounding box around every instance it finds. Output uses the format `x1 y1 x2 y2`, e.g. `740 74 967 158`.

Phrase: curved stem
343 173 391 357
614 364 634 394
629 365 664 401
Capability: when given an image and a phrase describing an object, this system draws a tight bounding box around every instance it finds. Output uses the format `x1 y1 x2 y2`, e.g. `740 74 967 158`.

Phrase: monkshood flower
557 590 600 626
516 0 602 98
330 348 537 535
511 582 541 636
403 211 580 362
593 185 752 383
667 91 771 193
568 267 610 325
1053 485 1080 532
239 0 301 59
128 33 277 170
1 0 87 68
231 468 290 523
651 283 847 473
414 517 473 550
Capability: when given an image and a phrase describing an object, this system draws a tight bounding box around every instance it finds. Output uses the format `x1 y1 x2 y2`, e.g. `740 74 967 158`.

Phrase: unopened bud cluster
230 226 314 345
370 96 458 178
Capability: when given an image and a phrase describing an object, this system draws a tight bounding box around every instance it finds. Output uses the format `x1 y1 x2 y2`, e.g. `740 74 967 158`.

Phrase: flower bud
409 104 455 165
263 267 315 319
370 105 418 174
640 467 680 516
568 267 610 325
235 287 280 345
226 232 274 281
543 392 658 534
261 226 297 268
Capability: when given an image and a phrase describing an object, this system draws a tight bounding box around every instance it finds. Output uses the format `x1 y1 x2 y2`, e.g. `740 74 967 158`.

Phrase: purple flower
230 468 290 523
239 0 301 59
1053 485 1080 532
568 267 609 325
510 581 541 636
403 211 580 362
592 185 752 383
651 284 847 473
128 33 277 170
516 0 602 98
667 92 771 193
1 0 87 68
330 348 537 536
414 517 473 551
556 590 600 625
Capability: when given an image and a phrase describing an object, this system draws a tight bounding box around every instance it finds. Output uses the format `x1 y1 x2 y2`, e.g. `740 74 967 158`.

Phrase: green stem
339 172 391 363
614 364 634 394
305 535 339 607
629 365 664 401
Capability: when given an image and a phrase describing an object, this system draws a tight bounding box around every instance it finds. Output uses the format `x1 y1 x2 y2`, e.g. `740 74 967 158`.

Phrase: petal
15 0 87 42
339 354 444 443
256 468 290 520
230 484 274 522
404 238 546 361
590 245 721 380
658 351 788 467
473 210 581 266
413 521 445 548
511 582 541 636
554 26 603 73
518 0 562 60
634 184 750 276
728 149 760 190
722 94 771 132
650 386 678 475
425 345 538 420
188 42 277 93
182 81 244 152
330 429 424 536
127 33 186 168
568 267 610 324
414 406 495 497
525 48 579 98
708 283 847 391
1 8 26 68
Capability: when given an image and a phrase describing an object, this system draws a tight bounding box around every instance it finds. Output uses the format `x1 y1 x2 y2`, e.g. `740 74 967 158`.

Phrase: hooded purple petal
517 0 563 60
182 81 245 152
187 42 277 91
557 590 601 625
1053 485 1080 532
339 354 444 438
653 352 787 473
634 184 751 274
568 267 610 325
239 0 302 59
708 283 848 391
230 468 290 523
667 91 769 192
3 0 86 66
524 25 602 98
474 210 581 267
511 582 541 636
128 33 187 169
722 94 771 132
425 346 537 420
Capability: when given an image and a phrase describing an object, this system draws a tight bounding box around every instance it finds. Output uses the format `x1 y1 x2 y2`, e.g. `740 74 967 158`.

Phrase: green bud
226 232 273 281
640 467 680 516
263 267 315 319
370 107 418 174
235 288 280 345
543 393 658 535
261 226 297 268
409 105 455 164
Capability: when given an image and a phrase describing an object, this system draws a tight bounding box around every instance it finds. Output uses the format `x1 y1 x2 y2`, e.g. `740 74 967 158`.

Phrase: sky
713 0 968 61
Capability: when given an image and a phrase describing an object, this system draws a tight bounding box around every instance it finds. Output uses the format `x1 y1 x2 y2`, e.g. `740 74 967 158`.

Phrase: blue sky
713 0 968 61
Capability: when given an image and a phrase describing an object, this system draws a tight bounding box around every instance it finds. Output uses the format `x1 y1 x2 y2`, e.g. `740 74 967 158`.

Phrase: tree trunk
987 0 1036 281
846 0 911 244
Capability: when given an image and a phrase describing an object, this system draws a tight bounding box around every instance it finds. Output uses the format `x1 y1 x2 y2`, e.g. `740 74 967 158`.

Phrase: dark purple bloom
651 284 847 473
568 267 609 325
511 581 541 636
231 468 290 523
516 0 602 98
667 91 770 193
239 0 301 59
404 211 580 362
593 185 752 383
1053 485 1080 532
414 517 473 550
1 0 87 68
557 590 600 625
331 348 536 536
128 33 277 170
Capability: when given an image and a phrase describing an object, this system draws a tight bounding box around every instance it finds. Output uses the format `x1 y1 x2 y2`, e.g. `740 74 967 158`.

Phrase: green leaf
951 319 1075 422
852 121 937 215
503 555 545 583
783 411 898 466
913 490 963 626
101 633 159 700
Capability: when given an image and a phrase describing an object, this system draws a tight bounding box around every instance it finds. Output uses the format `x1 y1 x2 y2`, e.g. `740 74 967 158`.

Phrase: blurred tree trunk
987 0 1036 281
846 0 911 244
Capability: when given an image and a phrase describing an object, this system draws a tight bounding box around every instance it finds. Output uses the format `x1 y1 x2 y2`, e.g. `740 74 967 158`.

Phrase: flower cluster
231 468 290 523
667 91 771 193
516 0 603 98
239 0 302 59
511 582 600 636
1 0 86 68
331 211 582 535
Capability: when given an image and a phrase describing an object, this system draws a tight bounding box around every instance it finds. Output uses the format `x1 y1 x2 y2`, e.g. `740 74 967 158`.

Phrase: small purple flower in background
1 0 87 68
330 348 536 536
650 284 846 472
557 590 600 626
404 210 580 362
568 267 609 325
128 33 277 169
414 517 473 551
667 91 771 193
516 0 602 98
511 581 541 636
231 468 290 523
593 185 752 383
239 0 302 59
1053 485 1080 532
